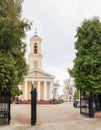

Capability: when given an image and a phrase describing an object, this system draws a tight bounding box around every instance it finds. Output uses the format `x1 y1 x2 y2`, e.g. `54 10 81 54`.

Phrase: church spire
34 28 38 37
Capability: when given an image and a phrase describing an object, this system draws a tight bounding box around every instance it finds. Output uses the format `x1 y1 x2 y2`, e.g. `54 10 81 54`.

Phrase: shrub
52 99 64 104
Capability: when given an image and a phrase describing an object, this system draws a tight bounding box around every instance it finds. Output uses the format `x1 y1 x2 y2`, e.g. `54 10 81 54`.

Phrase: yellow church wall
30 45 34 54
38 44 41 54
47 82 50 100
37 40 41 53
34 81 38 89
40 82 44 100
29 57 33 70
21 82 24 100
27 82 32 100
38 57 42 70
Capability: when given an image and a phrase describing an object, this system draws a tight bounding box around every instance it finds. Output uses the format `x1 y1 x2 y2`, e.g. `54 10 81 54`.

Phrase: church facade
19 32 55 100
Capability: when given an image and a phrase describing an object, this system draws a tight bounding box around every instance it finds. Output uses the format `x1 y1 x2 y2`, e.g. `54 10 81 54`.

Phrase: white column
31 81 34 89
24 81 27 100
56 88 58 99
18 85 21 99
44 81 47 100
32 81 34 85
49 81 53 99
18 85 21 90
37 81 40 100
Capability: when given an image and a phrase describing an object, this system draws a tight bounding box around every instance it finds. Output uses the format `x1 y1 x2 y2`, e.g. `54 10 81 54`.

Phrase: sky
22 0 101 84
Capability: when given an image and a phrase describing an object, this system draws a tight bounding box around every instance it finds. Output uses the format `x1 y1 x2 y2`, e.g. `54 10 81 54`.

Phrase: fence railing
80 90 101 118
0 90 11 125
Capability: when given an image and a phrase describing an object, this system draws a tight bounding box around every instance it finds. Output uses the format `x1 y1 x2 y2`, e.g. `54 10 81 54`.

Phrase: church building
19 31 55 100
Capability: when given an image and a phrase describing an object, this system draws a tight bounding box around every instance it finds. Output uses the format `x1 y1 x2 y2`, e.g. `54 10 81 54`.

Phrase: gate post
80 90 82 114
8 89 11 124
89 90 94 118
31 84 37 125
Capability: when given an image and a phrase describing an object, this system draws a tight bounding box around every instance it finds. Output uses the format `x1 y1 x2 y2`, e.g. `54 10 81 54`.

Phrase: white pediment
26 69 55 79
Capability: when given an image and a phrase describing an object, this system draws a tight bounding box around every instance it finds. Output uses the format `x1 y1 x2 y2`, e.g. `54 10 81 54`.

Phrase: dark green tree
0 0 31 97
69 17 101 94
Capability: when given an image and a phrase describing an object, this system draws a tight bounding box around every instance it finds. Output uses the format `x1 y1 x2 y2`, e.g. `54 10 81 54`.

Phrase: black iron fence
80 90 101 118
0 90 11 125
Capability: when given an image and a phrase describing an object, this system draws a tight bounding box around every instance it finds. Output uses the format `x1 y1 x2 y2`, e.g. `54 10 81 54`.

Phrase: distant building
53 82 61 99
18 31 56 100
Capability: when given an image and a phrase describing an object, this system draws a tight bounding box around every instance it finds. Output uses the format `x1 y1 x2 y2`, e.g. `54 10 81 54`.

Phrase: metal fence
80 90 101 118
0 90 11 125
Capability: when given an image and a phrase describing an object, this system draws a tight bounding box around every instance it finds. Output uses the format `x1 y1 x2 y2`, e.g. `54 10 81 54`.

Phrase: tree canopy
69 17 101 93
0 0 31 96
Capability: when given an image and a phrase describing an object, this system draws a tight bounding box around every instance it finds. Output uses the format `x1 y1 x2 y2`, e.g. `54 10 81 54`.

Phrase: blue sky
22 0 101 84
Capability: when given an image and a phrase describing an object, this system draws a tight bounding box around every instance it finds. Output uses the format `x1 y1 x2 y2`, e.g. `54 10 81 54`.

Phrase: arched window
34 43 38 54
34 60 38 69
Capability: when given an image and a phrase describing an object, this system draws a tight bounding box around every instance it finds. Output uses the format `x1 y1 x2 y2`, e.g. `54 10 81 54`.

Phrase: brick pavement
0 102 101 130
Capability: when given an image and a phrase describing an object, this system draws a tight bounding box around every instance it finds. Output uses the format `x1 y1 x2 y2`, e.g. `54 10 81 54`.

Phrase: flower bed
15 99 52 104
15 99 31 104
15 99 64 104
37 99 53 104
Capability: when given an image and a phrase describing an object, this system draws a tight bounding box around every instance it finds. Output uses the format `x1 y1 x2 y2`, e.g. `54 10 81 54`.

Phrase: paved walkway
0 102 101 130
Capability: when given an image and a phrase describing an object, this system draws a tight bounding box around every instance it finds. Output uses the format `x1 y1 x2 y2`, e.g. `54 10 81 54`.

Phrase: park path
10 102 87 125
